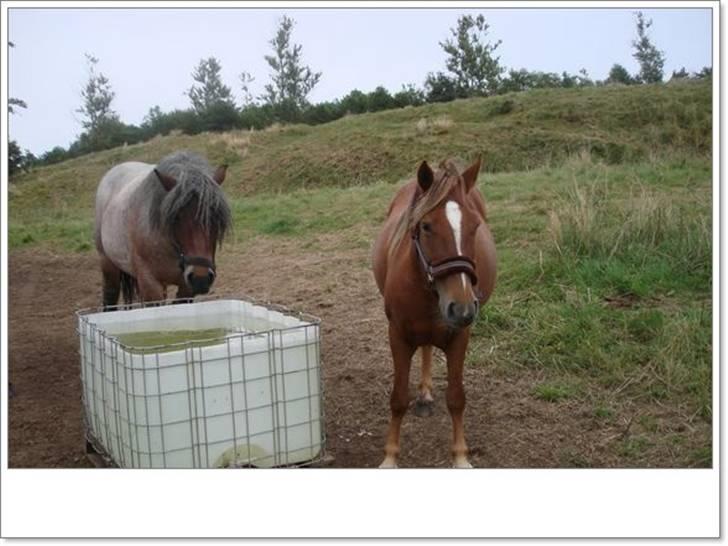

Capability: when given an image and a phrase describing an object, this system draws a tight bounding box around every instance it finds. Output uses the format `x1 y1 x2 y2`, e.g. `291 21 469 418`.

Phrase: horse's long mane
144 151 232 245
390 159 462 253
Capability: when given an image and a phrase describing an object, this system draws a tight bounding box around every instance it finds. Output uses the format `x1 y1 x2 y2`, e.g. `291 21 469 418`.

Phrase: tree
670 67 689 80
367 86 394 112
239 71 255 107
9 42 28 114
606 63 635 85
696 66 712 80
339 89 369 114
575 68 594 87
393 84 425 108
632 11 666 84
263 15 322 120
77 54 117 134
436 14 504 97
498 68 532 93
187 57 235 114
39 146 69 166
9 141 35 176
424 71 462 103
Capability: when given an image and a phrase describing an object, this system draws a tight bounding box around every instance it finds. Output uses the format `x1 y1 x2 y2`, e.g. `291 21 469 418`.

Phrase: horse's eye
421 222 432 234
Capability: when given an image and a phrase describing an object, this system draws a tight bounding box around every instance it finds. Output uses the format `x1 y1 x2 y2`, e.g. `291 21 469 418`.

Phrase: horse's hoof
414 398 434 418
452 459 473 469
379 458 398 469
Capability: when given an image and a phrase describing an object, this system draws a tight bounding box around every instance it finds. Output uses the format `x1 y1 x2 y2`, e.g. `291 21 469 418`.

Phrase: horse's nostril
447 302 456 319
208 271 215 285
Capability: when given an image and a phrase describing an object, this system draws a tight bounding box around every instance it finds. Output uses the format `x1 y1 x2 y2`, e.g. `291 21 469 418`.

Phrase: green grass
466 156 712 425
532 381 578 402
8 82 713 465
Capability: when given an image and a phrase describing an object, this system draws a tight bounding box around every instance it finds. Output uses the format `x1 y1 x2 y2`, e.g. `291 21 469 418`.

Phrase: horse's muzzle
185 269 215 295
444 300 479 329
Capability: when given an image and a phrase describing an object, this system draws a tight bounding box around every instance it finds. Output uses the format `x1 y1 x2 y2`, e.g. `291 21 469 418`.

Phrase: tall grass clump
548 176 711 297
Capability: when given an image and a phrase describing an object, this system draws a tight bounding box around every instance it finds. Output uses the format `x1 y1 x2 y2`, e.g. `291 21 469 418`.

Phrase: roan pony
95 151 231 307
372 157 497 468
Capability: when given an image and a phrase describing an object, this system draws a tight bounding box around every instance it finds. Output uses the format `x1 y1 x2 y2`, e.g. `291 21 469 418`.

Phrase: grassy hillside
8 81 713 466
11 80 710 199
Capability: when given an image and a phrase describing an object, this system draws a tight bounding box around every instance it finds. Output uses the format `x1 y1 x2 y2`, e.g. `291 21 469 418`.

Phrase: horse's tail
120 272 138 305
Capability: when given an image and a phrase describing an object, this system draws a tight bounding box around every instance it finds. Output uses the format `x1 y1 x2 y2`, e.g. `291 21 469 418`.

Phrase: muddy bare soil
8 238 707 468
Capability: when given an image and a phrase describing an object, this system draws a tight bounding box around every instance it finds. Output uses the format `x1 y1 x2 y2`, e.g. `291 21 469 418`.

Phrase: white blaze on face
445 200 468 291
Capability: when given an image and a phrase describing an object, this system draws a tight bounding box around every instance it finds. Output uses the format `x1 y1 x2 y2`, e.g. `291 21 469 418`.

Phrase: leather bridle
411 226 478 288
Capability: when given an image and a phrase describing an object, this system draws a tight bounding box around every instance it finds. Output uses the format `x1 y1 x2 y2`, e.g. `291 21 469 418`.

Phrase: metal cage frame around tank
76 294 326 468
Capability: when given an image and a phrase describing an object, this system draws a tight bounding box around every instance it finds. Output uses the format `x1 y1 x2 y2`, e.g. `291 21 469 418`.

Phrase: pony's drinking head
149 151 232 295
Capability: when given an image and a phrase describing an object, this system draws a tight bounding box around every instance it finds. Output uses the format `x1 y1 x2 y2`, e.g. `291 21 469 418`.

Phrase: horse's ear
417 161 434 192
462 156 482 192
213 165 228 185
154 169 177 192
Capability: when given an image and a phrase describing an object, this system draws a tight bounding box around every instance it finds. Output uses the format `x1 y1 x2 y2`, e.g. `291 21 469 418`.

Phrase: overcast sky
8 6 712 155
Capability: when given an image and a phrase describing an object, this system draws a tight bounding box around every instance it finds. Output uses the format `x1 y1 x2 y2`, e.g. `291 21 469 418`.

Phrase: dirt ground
8 234 709 468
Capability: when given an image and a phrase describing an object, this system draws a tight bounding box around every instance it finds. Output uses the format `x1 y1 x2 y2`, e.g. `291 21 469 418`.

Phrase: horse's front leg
100 256 121 310
444 329 472 468
414 345 434 417
136 268 166 304
174 282 194 304
380 323 416 469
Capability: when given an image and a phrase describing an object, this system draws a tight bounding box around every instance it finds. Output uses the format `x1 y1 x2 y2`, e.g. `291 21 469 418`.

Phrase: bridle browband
409 172 478 289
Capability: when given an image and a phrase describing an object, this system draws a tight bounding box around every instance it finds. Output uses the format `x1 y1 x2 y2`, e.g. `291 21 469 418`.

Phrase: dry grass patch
415 115 455 136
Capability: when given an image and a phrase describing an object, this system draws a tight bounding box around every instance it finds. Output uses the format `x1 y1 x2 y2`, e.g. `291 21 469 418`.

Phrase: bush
301 101 343 125
9 140 25 176
198 102 241 132
606 64 636 85
39 146 69 166
367 86 395 112
339 90 368 114
393 84 425 108
239 104 275 130
140 107 201 137
424 71 462 103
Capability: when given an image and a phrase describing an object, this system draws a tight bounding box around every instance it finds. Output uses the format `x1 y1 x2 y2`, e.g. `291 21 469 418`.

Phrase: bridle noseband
411 226 478 288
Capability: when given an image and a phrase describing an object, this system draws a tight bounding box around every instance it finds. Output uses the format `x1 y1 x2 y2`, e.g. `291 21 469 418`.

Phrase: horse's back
95 162 154 266
96 162 153 204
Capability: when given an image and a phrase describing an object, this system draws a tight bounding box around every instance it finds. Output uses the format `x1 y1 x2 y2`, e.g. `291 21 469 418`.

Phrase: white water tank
77 298 324 468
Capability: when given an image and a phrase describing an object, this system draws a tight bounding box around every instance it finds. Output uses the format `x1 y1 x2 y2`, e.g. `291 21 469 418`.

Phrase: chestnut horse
95 151 231 307
372 157 497 468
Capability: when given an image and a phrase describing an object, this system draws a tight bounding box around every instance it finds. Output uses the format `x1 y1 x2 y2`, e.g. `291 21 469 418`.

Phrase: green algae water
114 328 231 353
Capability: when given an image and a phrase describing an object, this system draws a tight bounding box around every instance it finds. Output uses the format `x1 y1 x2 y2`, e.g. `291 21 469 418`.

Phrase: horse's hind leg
100 256 121 310
414 345 434 417
380 324 415 469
